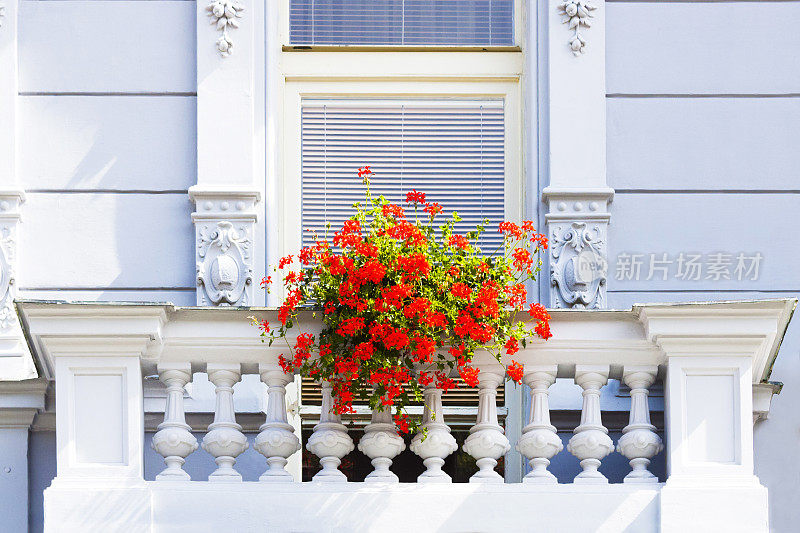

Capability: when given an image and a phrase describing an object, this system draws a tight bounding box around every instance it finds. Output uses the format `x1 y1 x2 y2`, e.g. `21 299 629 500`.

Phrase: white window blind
290 0 514 46
301 100 506 253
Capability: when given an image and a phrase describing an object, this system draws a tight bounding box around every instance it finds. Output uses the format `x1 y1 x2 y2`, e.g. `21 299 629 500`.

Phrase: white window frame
279 0 523 50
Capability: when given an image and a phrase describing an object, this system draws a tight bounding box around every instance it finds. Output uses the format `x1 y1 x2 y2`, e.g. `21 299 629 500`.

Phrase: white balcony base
44 482 662 533
43 480 773 532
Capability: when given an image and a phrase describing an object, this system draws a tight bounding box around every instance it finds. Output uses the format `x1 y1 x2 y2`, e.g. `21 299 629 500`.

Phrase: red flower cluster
259 167 551 434
507 361 524 384
405 190 426 204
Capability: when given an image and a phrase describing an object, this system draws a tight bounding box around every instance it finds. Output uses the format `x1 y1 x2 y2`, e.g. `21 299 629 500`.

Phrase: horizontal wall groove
607 93 800 98
19 92 197 97
24 0 196 2
25 189 189 195
608 289 797 293
19 287 196 292
614 189 800 194
607 0 800 2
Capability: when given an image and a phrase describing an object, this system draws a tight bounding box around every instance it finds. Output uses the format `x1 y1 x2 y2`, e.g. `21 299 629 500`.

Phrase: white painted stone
516 366 562 483
410 384 458 483
253 364 300 482
202 364 248 482
358 407 405 483
616 366 662 483
463 367 510 483
151 364 197 480
567 366 614 483
306 381 354 482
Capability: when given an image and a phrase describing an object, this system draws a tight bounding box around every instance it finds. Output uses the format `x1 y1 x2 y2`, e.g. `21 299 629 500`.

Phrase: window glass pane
300 99 506 253
290 0 514 46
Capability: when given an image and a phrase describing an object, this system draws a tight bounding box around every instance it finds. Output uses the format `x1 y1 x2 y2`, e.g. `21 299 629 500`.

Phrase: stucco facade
0 1 798 532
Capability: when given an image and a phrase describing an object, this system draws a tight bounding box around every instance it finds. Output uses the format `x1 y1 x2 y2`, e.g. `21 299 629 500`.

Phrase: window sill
282 45 521 53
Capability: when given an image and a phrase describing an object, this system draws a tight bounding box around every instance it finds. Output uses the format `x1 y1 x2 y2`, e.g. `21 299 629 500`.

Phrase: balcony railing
16 299 794 533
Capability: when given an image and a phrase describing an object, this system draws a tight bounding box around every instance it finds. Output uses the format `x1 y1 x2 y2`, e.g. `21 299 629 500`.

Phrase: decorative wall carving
543 188 613 309
190 187 260 307
0 193 23 331
557 0 597 56
196 221 253 306
207 0 244 57
0 3 6 28
0 227 16 329
550 221 607 309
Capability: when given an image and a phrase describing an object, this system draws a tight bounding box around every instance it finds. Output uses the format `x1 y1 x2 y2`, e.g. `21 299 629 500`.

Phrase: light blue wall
16 1 198 306
606 2 800 530
28 432 56 533
0 429 31 533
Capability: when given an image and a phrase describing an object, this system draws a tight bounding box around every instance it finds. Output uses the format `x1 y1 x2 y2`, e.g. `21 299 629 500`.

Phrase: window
289 0 515 46
275 44 525 480
300 99 506 251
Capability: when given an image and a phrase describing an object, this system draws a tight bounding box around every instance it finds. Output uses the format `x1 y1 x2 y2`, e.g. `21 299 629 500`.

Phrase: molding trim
0 408 37 429
0 377 47 429
557 0 598 56
752 381 782 425
206 0 244 57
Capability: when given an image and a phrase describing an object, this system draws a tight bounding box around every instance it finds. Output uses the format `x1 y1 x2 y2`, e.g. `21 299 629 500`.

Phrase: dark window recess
301 376 505 406
301 424 505 482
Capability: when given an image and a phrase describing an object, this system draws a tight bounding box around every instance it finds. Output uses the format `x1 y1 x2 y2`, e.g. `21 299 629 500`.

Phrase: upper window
300 99 506 252
289 0 515 46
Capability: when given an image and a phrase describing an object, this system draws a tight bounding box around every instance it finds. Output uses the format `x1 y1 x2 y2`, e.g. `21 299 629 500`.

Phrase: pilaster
543 0 613 309
0 0 34 379
637 303 790 533
193 0 262 307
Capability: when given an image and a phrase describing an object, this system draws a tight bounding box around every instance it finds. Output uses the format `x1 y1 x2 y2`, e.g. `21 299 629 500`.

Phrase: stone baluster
358 407 405 482
516 366 563 483
202 364 249 481
152 363 198 480
254 364 300 482
567 366 614 483
410 384 458 483
617 366 663 483
306 381 354 482
463 368 510 483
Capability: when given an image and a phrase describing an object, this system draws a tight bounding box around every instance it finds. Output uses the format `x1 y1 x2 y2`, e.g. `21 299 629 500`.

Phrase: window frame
279 0 523 50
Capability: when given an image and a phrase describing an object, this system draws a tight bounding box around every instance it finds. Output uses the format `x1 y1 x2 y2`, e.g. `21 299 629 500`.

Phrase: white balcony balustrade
254 363 300 482
409 382 458 483
16 299 794 532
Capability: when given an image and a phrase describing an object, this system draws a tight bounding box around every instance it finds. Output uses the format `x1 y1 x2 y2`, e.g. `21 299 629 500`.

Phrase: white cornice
13 299 795 424
636 299 796 384
15 299 795 385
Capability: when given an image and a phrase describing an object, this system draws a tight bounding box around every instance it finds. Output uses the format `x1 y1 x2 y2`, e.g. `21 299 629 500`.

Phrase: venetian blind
289 0 514 46
300 100 506 253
